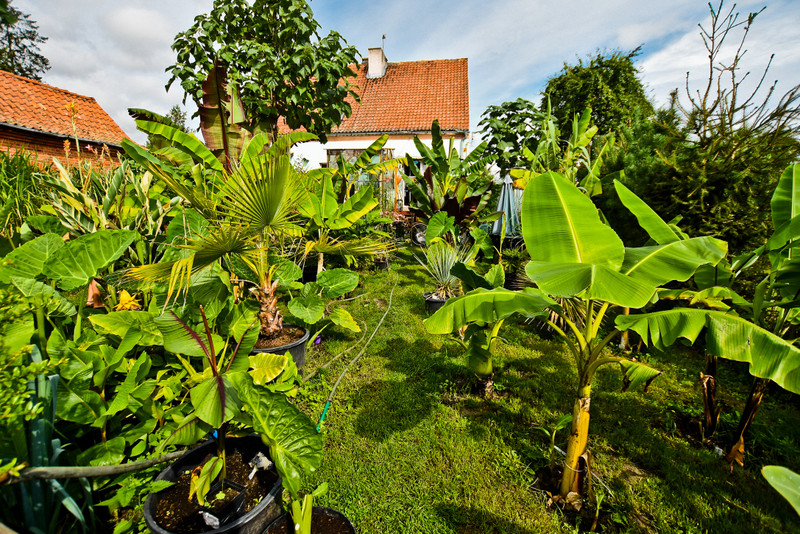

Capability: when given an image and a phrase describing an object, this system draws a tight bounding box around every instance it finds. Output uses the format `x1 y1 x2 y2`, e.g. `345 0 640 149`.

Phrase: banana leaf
424 287 554 334
521 171 624 268
616 308 800 394
613 179 680 245
622 237 727 287
525 261 656 308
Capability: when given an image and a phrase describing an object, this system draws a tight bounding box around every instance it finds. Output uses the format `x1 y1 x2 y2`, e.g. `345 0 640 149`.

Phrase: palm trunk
725 377 769 468
559 382 591 497
317 252 324 275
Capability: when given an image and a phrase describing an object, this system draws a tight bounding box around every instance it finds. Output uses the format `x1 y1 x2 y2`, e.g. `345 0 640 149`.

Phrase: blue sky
16 0 800 144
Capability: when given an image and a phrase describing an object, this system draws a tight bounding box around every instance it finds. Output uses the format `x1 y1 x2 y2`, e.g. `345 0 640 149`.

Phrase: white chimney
367 47 387 79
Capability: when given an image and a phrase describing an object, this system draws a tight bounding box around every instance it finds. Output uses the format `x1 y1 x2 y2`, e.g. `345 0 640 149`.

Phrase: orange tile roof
0 70 128 146
279 57 469 136
336 57 469 135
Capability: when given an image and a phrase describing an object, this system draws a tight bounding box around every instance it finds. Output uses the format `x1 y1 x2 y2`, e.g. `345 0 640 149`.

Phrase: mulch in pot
254 326 305 350
152 451 278 533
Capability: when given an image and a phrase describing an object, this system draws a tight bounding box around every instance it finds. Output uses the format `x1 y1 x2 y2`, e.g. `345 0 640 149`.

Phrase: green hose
315 273 398 432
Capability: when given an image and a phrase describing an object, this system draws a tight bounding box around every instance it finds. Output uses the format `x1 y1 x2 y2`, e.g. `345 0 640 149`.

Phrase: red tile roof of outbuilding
0 70 128 146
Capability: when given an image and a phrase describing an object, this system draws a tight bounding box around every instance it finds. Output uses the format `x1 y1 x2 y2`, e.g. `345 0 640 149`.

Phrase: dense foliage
542 48 653 137
167 0 360 142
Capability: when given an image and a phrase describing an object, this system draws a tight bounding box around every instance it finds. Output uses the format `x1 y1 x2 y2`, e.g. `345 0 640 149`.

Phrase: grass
294 247 800 533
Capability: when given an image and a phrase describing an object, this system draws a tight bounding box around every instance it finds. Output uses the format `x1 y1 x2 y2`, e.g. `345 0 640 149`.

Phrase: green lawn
294 248 800 533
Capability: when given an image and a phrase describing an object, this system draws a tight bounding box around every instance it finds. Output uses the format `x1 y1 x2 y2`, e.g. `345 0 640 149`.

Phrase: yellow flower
115 290 142 311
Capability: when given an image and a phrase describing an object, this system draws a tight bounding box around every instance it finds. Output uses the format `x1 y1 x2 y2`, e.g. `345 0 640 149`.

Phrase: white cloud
11 0 800 144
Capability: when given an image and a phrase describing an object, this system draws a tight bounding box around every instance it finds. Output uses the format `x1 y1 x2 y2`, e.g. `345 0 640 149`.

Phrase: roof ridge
0 70 98 103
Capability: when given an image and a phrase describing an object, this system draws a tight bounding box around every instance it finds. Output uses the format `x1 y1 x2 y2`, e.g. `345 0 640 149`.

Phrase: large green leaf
317 268 359 299
521 172 624 268
616 308 800 394
763 465 800 516
525 262 656 308
424 287 554 334
613 180 680 245
771 163 800 232
328 308 360 332
90 311 162 346
622 237 727 287
329 185 378 230
287 294 325 325
43 230 138 290
11 277 76 317
76 436 126 467
135 119 224 173
0 233 64 282
154 312 214 358
238 383 323 498
190 375 241 427
249 353 289 385
56 368 106 425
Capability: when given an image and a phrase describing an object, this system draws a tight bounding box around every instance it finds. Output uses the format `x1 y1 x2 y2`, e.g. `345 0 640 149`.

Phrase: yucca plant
415 239 476 300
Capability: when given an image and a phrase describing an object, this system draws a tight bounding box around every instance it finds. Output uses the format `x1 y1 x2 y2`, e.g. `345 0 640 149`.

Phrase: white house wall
291 136 468 170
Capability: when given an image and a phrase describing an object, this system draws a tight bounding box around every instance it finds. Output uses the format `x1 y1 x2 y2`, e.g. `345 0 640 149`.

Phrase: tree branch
5 450 185 485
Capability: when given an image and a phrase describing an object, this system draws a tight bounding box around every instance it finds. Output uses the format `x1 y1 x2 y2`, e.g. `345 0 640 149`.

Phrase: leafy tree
478 98 545 177
167 0 360 142
0 0 49 80
543 48 653 137
613 2 800 255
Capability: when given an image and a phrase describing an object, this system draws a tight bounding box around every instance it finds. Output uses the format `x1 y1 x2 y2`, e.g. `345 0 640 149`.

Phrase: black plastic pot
423 292 448 314
144 436 282 534
374 257 391 271
301 266 318 283
252 325 310 370
263 507 356 534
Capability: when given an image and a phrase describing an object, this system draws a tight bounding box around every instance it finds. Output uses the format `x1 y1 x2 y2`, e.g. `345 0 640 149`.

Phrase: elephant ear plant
425 171 727 501
153 306 322 510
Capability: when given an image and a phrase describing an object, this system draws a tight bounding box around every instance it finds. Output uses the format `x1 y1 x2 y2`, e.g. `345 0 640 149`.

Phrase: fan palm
123 128 314 338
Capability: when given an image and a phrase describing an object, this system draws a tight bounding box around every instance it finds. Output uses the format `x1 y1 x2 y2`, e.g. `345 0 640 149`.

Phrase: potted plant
262 482 356 534
143 305 322 534
413 212 480 313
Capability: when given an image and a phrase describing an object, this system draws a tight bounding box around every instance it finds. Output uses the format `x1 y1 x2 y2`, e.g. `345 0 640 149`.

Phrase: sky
16 0 800 145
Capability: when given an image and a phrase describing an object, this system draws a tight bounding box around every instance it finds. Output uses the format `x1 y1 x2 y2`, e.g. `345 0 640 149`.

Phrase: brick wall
0 124 126 170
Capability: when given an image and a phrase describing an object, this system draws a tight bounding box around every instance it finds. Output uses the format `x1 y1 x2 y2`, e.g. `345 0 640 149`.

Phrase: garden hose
316 273 398 432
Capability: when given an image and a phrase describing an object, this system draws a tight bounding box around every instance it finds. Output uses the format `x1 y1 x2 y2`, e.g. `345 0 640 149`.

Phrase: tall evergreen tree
0 1 49 81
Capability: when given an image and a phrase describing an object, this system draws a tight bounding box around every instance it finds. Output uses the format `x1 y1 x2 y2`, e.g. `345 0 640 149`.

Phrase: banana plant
511 101 615 197
425 267 553 379
617 163 800 468
402 120 500 230
421 171 726 499
297 172 391 274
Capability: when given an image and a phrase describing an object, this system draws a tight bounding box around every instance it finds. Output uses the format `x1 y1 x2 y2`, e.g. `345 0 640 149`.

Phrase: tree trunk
559 383 591 497
725 377 769 468
619 307 631 350
317 252 325 275
700 351 720 440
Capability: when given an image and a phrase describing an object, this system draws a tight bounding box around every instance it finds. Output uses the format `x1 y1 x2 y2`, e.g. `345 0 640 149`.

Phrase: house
0 70 128 168
288 49 470 211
